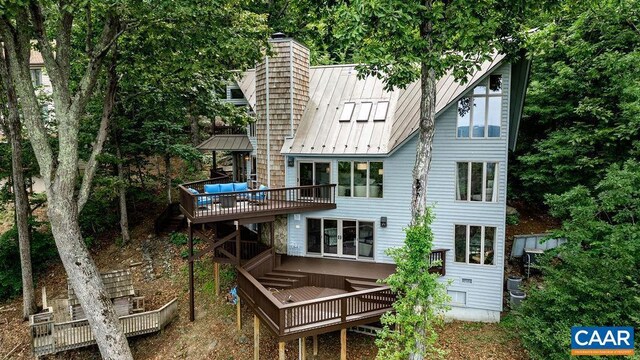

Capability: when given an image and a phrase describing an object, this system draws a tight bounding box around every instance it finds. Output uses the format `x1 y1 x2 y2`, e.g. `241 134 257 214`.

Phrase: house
181 33 530 358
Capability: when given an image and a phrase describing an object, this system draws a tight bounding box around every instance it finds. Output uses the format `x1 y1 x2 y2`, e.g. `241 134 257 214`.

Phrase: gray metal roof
197 134 253 151
235 52 506 156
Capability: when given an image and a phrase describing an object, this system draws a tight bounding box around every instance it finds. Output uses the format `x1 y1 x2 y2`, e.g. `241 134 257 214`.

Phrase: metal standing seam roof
235 52 506 156
196 134 253 151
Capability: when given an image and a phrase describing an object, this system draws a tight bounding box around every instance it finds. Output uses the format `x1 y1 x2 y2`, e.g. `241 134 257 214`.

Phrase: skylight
340 102 355 121
373 101 389 121
357 102 372 121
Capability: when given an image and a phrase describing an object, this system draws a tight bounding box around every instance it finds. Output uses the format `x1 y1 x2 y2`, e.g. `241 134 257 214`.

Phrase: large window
456 162 497 202
454 225 496 265
30 68 42 87
456 74 502 138
338 161 383 198
306 218 374 259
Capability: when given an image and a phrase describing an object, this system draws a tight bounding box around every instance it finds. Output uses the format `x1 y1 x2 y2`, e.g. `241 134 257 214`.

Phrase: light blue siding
284 63 511 314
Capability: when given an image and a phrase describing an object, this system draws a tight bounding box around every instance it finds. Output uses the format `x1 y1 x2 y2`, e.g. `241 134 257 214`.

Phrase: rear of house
208 35 530 322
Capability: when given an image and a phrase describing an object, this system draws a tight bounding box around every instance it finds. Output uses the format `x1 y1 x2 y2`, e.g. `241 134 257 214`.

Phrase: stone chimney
255 33 310 188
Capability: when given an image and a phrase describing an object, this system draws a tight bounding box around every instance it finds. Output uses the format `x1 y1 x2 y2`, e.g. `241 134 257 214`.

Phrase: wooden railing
31 298 178 357
429 248 449 276
212 125 246 135
179 179 336 223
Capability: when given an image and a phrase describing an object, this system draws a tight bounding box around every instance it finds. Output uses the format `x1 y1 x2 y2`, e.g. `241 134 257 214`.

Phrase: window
456 74 502 138
340 102 355 121
30 69 42 87
454 225 496 265
456 162 498 202
357 102 372 121
373 101 389 121
306 218 374 259
229 87 244 99
248 121 256 137
338 161 383 198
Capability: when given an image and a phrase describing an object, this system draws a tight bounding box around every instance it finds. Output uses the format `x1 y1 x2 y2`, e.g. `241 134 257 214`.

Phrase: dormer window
340 102 355 122
456 74 502 138
357 102 372 122
373 101 388 121
229 87 244 99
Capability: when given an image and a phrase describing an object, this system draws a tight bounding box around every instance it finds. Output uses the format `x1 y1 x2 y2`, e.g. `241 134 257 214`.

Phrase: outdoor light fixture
380 217 387 228
287 156 295 167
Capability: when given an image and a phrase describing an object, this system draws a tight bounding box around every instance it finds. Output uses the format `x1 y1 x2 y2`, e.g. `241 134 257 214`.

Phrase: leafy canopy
336 0 535 90
515 160 640 359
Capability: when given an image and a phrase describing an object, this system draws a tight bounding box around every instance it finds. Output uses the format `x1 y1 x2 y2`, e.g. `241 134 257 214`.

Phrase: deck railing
237 253 397 340
31 298 178 357
429 249 449 276
179 178 336 222
212 125 246 135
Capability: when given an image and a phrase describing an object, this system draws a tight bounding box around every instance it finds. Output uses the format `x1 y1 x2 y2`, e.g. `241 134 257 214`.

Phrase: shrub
514 161 640 359
0 220 57 301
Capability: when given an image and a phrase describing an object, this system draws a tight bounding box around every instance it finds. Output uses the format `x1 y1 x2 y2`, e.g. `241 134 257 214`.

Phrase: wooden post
270 221 275 268
340 328 347 360
299 337 306 360
279 342 286 360
188 222 195 322
235 221 241 266
214 262 220 297
313 335 318 357
236 298 242 331
253 315 260 360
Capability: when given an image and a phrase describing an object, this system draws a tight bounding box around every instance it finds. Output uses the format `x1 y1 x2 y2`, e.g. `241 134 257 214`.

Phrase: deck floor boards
277 256 396 281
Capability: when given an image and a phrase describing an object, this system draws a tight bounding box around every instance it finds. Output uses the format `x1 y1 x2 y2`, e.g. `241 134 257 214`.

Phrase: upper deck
178 177 336 224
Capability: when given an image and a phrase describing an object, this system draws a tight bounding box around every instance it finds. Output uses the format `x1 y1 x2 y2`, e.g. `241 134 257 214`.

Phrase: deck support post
313 335 318 357
253 315 260 360
299 337 306 360
236 298 242 331
214 262 220 297
235 221 241 266
279 341 286 360
340 328 347 360
188 221 195 322
270 221 275 267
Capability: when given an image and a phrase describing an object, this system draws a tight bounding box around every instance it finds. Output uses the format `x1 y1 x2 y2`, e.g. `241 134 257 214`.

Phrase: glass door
323 219 338 255
298 161 331 199
307 218 374 259
341 220 357 256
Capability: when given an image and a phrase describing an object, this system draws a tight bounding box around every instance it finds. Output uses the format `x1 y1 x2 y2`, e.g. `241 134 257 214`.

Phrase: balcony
212 125 246 135
178 177 336 224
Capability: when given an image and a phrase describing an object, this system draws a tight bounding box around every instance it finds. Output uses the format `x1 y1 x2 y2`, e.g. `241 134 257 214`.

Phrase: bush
0 220 57 301
514 161 640 359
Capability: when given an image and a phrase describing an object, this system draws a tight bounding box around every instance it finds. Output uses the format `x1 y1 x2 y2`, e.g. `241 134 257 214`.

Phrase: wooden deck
277 256 396 280
30 298 178 357
178 178 336 224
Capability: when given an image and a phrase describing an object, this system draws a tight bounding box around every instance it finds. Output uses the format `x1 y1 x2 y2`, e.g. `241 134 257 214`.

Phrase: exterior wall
255 39 310 188
284 63 512 320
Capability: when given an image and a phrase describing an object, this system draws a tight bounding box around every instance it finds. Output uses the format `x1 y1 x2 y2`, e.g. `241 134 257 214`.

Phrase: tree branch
77 52 118 212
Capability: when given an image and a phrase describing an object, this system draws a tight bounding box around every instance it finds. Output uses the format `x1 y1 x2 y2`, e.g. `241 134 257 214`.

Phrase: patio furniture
220 194 237 208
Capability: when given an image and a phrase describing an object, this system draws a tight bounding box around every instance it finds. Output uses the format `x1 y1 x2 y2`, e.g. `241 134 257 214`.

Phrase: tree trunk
116 145 130 244
0 48 36 319
408 5 437 359
165 154 172 204
47 195 132 359
190 113 200 147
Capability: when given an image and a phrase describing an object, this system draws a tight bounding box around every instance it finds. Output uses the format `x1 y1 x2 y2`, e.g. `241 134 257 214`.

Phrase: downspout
265 55 271 187
289 41 294 137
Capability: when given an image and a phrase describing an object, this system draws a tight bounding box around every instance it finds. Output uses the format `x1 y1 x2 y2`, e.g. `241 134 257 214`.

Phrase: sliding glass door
306 218 374 259
298 161 331 199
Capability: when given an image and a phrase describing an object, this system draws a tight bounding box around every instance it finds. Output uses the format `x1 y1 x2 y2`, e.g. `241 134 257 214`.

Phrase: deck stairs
257 270 309 290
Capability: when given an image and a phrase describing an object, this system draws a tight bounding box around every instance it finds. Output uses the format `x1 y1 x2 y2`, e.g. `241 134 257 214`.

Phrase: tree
515 160 640 359
0 49 36 318
337 1 542 357
510 0 640 204
0 2 133 358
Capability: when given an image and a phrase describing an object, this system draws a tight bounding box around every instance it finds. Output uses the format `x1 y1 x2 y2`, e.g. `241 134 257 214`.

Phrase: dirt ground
0 207 538 360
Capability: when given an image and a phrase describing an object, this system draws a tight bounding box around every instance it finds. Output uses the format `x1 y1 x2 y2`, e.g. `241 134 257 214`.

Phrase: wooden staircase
257 271 308 290
154 202 186 234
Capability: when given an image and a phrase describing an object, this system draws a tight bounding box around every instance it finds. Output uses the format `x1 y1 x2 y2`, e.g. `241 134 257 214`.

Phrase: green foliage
506 213 520 225
336 0 541 91
0 220 57 300
514 160 640 360
169 232 188 246
511 0 640 203
376 211 449 360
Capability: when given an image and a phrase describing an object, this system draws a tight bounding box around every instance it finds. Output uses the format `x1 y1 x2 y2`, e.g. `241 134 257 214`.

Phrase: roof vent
271 32 287 39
